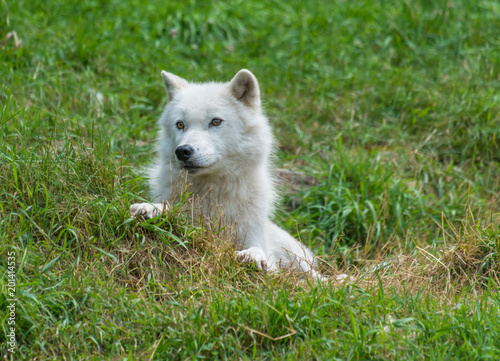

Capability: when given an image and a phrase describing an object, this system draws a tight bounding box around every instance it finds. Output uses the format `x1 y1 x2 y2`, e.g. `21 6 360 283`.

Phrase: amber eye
176 121 184 129
211 118 223 127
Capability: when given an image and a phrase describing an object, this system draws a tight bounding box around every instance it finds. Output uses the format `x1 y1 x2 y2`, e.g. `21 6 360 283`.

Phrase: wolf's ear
228 69 260 107
161 71 188 100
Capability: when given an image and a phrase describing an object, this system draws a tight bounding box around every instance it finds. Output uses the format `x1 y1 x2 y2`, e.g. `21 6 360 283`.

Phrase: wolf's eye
210 118 223 127
176 121 184 130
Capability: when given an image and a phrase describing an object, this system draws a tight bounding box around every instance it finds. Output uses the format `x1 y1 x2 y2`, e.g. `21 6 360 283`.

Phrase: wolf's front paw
335 273 348 283
129 203 165 219
236 247 268 271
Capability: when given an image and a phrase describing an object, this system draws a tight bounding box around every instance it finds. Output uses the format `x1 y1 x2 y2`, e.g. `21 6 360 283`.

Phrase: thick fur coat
130 69 323 279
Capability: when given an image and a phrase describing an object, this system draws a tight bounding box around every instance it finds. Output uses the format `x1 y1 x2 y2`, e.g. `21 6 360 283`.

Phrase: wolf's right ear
161 71 189 100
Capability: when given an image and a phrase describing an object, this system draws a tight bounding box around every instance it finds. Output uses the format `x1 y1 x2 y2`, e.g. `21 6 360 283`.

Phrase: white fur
130 69 324 279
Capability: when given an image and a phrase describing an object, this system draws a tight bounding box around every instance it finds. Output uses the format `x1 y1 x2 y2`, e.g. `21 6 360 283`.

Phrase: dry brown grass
328 208 500 302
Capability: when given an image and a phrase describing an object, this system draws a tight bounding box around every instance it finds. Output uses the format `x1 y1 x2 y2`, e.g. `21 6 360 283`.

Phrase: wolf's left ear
228 69 260 107
161 71 189 100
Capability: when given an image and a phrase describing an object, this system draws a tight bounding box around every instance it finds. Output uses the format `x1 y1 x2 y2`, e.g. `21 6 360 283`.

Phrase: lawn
1 0 499 359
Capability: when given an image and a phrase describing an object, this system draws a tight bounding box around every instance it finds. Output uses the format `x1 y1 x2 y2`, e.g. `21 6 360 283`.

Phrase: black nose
175 145 194 162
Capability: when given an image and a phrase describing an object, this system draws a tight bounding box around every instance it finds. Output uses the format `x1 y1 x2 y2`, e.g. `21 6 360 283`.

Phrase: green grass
1 0 500 359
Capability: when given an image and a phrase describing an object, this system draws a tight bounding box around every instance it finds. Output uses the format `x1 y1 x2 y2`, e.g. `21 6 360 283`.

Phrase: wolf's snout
175 145 194 162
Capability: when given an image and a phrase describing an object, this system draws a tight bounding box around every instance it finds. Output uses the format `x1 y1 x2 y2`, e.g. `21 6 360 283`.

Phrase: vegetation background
1 0 499 359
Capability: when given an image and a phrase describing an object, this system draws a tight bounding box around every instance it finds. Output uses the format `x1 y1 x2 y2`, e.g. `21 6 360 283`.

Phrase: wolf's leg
129 202 168 219
266 222 328 278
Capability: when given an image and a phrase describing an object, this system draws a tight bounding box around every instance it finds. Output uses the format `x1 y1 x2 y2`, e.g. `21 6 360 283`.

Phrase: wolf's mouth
181 163 204 173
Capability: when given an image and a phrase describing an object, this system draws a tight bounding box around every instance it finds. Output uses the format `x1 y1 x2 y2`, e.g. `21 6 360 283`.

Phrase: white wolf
130 69 323 279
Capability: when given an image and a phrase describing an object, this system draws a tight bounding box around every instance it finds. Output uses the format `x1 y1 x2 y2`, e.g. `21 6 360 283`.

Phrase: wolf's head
157 69 274 178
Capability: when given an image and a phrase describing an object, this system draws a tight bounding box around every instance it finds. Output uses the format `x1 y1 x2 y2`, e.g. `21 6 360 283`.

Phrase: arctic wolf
130 69 323 279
